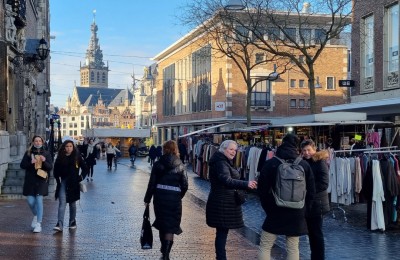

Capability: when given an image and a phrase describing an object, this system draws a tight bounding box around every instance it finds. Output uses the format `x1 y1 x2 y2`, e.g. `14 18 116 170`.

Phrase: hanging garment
371 160 385 231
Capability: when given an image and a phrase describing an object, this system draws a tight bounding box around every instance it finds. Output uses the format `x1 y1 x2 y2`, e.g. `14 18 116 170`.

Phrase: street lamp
225 0 245 10
12 37 50 73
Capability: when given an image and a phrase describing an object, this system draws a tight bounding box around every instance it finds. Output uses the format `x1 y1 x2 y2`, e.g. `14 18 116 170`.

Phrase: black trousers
306 215 325 260
106 154 114 169
215 227 229 260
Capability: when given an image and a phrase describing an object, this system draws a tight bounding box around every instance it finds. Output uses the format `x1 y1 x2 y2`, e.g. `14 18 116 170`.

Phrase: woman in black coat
85 139 98 181
53 140 88 232
301 140 330 260
144 140 188 260
206 140 257 260
148 145 157 167
20 135 53 233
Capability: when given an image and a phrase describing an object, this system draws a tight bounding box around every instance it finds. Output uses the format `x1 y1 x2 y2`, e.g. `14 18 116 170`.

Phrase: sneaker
33 223 42 233
31 216 38 230
87 178 90 182
53 222 62 232
69 220 77 229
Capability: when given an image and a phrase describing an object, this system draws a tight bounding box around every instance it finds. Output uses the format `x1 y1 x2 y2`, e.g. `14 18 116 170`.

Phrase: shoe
53 222 62 232
91 178 93 181
33 223 42 233
69 220 77 229
162 240 173 260
31 216 38 230
87 178 90 182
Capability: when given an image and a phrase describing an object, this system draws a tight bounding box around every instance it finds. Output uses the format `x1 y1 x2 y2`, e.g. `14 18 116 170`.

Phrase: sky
50 0 191 108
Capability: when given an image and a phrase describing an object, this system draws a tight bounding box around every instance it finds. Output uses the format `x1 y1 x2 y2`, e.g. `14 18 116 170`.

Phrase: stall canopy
84 128 150 138
179 123 231 138
269 112 393 127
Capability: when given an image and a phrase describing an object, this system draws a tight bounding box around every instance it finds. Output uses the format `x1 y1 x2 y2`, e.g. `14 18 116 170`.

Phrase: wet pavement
1 157 400 259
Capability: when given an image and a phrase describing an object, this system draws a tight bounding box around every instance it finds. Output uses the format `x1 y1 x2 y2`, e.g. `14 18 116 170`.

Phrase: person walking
144 140 189 260
258 134 315 260
53 140 89 232
206 140 257 260
301 139 330 260
178 139 187 164
129 142 137 167
156 145 162 161
106 143 120 170
148 145 157 167
20 135 53 233
85 139 98 181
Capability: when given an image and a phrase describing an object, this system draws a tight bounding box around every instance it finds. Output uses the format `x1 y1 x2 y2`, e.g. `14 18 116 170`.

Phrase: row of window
289 77 336 90
290 99 311 108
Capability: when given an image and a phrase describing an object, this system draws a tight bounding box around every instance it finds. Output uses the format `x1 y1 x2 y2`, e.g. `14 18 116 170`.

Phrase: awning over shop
83 128 150 138
179 123 231 138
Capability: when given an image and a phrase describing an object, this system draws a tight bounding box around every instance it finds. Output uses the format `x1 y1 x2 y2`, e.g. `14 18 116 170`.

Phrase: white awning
179 123 230 138
271 120 393 128
83 128 150 138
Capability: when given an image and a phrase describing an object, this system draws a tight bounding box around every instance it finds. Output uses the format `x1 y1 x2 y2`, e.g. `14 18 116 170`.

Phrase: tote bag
140 204 153 249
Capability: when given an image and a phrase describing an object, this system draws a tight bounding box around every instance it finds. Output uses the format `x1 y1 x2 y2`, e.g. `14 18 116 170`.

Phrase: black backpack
272 156 306 209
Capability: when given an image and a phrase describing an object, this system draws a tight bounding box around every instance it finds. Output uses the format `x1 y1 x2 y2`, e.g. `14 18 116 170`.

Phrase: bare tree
183 0 290 126
184 0 355 115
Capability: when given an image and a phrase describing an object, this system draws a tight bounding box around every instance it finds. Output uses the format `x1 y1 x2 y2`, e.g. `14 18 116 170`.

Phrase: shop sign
338 80 355 87
215 102 225 111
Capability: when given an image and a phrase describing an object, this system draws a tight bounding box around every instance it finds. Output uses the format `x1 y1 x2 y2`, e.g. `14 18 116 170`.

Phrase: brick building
324 0 400 123
153 12 350 143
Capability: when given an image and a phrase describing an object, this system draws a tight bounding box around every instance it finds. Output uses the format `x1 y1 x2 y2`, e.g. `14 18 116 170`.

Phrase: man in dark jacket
258 134 315 260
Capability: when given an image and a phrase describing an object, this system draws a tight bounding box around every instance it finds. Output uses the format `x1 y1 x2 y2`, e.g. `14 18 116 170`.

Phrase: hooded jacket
206 151 249 229
144 154 188 234
258 138 315 236
304 150 330 217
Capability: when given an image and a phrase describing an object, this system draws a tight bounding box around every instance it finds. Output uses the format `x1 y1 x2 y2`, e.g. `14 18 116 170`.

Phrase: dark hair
56 140 79 162
163 140 179 156
300 139 316 149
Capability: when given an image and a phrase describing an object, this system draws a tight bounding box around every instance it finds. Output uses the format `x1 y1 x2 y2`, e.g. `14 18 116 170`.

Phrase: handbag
234 190 246 205
79 182 87 193
36 168 48 179
140 204 153 249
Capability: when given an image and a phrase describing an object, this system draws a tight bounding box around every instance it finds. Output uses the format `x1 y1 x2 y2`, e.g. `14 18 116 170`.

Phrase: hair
300 139 316 150
27 135 45 155
56 140 79 162
218 139 237 153
162 140 179 156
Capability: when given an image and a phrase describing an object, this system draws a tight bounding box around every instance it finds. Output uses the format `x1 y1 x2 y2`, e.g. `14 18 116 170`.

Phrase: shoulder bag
140 204 153 249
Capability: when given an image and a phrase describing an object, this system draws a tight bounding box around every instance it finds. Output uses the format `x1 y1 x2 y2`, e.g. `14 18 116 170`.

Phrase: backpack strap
293 156 303 165
273 156 285 164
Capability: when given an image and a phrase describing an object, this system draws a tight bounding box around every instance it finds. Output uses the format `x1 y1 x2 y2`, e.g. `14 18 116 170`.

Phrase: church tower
80 10 109 88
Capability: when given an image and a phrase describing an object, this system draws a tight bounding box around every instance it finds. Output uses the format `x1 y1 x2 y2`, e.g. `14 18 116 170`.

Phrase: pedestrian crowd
19 133 330 260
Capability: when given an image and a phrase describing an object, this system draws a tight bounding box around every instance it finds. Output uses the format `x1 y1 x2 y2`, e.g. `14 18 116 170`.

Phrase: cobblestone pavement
1 157 400 259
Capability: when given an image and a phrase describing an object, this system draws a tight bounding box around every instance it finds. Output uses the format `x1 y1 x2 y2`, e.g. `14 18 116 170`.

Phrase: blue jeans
26 195 43 222
57 179 76 227
215 227 229 260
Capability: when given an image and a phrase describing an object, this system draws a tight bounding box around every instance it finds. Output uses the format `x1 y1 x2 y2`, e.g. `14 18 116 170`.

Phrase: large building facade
59 15 135 141
324 0 400 123
153 12 350 143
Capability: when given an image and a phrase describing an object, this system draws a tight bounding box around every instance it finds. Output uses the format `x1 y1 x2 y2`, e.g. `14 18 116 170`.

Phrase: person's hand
40 155 46 162
248 181 257 189
144 203 149 207
31 158 37 164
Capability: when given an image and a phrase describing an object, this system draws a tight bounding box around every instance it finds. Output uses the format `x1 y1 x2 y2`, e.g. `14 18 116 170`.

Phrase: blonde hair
163 140 179 157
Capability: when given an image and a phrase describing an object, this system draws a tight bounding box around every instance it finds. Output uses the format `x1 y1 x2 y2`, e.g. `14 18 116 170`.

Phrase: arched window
90 71 94 82
102 72 106 83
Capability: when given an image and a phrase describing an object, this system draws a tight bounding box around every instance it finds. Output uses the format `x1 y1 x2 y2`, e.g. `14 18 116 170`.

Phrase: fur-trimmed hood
311 150 329 162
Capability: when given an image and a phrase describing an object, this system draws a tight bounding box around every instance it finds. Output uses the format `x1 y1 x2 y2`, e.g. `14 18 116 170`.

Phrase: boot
162 240 173 260
160 239 165 254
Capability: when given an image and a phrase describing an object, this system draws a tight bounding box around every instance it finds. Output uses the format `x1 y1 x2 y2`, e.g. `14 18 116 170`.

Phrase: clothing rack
331 146 399 222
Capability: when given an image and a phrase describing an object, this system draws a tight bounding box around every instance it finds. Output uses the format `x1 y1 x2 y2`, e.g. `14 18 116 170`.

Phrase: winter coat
148 145 157 160
144 154 188 234
54 154 88 203
85 144 98 166
258 143 315 236
206 151 249 229
20 147 53 196
128 145 137 156
304 150 330 217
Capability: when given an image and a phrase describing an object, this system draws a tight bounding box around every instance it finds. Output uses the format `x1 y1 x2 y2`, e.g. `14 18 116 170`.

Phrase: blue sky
50 0 190 107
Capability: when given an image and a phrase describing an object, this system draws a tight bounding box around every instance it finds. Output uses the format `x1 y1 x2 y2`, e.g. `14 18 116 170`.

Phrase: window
69 123 73 128
81 116 84 120
326 76 335 90
97 72 100 83
315 29 326 44
102 72 106 83
299 79 305 88
307 99 311 107
290 79 296 88
255 53 265 63
300 29 312 45
63 123 66 129
266 27 280 41
299 55 305 64
364 15 374 78
251 80 271 106
387 4 399 73
299 99 305 108
290 99 297 108
81 122 84 127
235 26 250 42
283 28 296 42
90 71 94 82
71 117 75 121
74 123 77 128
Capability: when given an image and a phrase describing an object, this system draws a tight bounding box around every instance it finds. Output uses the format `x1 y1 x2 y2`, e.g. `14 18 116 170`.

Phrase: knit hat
282 133 299 148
